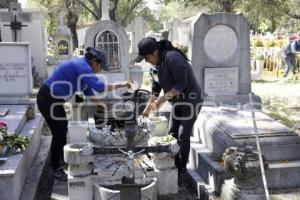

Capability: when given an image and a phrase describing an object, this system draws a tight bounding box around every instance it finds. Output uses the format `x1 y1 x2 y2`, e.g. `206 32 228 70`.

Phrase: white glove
169 140 180 156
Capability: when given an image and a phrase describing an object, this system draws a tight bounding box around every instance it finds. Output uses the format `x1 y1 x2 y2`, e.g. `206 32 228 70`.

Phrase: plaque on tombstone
204 67 238 96
204 25 238 62
0 43 32 101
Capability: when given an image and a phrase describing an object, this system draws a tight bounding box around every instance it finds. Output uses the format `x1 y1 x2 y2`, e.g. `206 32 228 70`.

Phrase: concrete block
147 116 168 137
68 121 88 143
94 178 157 200
152 153 175 170
155 168 178 195
68 175 93 200
64 143 94 165
266 160 300 188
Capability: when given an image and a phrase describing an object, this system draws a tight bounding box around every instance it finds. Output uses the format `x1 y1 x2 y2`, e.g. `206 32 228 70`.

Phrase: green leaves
0 124 29 154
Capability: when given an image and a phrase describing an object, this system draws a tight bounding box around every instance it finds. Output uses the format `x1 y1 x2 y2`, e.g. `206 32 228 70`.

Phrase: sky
19 0 27 8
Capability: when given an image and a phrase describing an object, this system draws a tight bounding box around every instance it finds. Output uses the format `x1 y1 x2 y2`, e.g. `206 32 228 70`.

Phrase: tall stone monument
84 0 143 91
190 13 260 105
52 10 73 60
0 1 47 84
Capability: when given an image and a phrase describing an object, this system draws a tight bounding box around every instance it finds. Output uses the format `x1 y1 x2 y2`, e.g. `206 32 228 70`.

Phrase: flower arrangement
0 122 30 155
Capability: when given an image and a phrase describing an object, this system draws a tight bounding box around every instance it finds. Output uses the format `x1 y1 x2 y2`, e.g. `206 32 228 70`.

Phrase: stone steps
187 168 300 200
188 143 231 195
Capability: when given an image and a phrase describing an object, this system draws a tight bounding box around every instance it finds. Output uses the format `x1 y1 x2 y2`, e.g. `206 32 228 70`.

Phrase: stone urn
220 146 269 200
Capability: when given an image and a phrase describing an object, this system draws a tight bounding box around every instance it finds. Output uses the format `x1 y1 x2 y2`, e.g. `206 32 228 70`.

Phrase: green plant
0 122 29 154
256 55 265 60
266 40 276 48
252 39 264 47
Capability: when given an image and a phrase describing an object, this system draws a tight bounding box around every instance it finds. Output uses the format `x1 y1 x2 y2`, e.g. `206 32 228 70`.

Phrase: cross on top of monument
101 0 110 20
3 1 27 42
9 1 22 13
58 10 65 26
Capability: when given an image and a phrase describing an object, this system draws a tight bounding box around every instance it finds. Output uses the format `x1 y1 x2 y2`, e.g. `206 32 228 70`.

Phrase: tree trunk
219 0 234 13
65 0 79 49
69 21 79 49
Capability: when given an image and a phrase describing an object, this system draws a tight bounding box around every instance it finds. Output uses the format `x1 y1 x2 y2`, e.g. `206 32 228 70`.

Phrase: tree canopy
27 0 300 49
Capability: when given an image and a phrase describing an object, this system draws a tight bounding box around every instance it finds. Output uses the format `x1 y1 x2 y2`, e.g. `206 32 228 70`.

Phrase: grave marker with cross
3 2 28 42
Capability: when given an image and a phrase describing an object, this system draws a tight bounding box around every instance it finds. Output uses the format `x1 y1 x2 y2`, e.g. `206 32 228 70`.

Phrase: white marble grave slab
202 106 294 139
0 105 28 134
204 67 238 96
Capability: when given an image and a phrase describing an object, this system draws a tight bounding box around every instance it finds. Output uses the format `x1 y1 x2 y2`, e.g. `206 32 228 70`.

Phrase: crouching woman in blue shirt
37 47 132 180
135 37 203 175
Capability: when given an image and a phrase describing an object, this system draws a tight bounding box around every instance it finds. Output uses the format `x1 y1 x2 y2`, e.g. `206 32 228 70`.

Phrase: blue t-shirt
44 57 105 100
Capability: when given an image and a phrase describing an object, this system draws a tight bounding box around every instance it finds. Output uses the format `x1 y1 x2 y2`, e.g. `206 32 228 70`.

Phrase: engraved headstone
52 10 73 60
190 13 257 105
0 43 32 103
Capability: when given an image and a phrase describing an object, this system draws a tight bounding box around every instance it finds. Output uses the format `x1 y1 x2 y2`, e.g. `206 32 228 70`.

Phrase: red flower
0 122 7 130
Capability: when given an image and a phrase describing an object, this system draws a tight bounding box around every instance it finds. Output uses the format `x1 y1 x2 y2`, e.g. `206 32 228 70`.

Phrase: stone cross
3 2 27 42
101 0 110 20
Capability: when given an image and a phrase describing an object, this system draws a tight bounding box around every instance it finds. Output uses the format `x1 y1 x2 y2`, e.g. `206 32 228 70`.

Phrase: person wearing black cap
37 47 132 181
135 37 203 175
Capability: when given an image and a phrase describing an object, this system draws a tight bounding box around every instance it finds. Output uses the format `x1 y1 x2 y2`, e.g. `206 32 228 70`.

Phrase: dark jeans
283 56 296 77
169 102 201 171
37 85 68 170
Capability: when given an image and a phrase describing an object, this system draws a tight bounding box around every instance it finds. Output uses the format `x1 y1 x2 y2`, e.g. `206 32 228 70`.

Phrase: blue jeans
283 56 296 77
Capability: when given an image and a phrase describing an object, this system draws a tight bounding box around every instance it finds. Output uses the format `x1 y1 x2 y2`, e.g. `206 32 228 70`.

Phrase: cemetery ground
31 70 300 200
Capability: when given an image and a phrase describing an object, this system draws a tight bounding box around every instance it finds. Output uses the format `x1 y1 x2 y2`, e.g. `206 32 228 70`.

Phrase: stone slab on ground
0 105 28 134
197 106 300 161
20 135 51 200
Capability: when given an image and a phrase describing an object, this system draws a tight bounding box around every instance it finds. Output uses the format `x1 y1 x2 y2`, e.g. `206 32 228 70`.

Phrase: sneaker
52 168 67 181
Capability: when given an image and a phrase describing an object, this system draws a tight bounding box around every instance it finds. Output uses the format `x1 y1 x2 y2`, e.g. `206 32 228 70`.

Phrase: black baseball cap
85 47 108 70
134 37 159 63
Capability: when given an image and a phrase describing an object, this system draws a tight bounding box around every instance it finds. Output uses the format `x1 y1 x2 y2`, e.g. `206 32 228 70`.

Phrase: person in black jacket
135 37 203 174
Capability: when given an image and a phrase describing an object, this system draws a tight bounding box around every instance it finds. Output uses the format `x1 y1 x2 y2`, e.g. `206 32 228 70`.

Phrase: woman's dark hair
84 52 101 63
158 40 189 61
85 52 101 63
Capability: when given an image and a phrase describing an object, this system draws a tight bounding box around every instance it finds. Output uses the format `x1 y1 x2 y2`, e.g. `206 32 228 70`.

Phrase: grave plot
0 42 44 200
188 12 300 199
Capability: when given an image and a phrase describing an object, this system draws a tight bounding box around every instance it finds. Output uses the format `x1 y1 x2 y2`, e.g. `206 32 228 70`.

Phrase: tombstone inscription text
0 43 32 96
204 67 238 96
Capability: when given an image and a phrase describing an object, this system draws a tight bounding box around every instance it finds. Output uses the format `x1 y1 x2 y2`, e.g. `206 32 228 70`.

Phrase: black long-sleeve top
151 50 202 104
